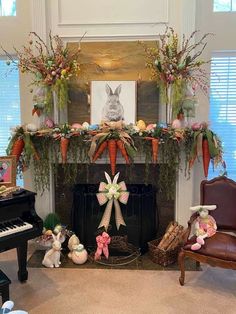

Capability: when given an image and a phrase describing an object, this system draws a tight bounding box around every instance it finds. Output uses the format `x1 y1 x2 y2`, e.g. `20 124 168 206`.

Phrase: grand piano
0 189 43 282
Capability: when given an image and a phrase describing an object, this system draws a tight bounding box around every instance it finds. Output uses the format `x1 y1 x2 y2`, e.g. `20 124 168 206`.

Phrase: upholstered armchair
178 176 236 286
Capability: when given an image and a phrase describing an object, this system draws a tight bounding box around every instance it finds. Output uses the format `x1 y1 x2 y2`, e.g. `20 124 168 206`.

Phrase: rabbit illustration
102 84 124 122
42 232 62 268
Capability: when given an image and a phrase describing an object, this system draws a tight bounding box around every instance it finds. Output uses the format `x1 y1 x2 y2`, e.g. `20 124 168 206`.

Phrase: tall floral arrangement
3 32 81 113
142 27 211 123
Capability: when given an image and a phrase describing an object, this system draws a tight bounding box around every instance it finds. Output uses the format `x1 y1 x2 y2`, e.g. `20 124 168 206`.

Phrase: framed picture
90 80 137 124
0 156 16 187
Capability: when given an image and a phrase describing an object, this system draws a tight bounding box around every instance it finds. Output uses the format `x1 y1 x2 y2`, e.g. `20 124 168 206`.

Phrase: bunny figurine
42 232 62 268
102 84 124 122
67 234 80 259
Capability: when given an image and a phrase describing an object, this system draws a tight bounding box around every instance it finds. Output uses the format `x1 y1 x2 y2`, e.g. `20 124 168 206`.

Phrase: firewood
166 226 184 250
157 222 178 249
161 225 183 250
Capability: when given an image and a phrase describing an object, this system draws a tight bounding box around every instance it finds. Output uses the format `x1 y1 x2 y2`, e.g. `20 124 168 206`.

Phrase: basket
148 237 181 267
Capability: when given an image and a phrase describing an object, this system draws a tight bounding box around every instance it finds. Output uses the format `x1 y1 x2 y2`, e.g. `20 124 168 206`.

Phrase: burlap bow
96 172 129 230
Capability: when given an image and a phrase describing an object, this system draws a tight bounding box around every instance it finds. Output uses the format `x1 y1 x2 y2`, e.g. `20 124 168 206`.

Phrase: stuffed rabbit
0 300 28 314
102 84 124 122
42 232 62 268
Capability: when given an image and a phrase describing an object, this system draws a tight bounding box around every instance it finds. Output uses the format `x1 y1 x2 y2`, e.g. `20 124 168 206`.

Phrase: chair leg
196 261 200 270
178 250 185 286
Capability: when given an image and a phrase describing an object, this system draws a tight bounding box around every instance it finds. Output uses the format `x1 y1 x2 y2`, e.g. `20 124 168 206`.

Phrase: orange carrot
151 138 159 164
107 139 117 176
93 141 108 162
11 138 25 162
60 137 69 164
189 153 197 169
116 139 130 164
202 139 210 178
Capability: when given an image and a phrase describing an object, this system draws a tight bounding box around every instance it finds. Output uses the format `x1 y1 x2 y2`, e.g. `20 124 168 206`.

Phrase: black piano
0 189 43 282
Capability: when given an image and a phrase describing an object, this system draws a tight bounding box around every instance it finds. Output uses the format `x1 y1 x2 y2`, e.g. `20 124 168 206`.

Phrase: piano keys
0 189 43 282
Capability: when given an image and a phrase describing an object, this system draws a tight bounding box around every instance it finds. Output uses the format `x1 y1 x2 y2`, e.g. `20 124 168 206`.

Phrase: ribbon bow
94 231 111 260
96 172 129 231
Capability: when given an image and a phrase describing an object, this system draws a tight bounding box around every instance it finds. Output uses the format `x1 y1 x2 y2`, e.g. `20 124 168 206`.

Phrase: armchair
178 176 236 286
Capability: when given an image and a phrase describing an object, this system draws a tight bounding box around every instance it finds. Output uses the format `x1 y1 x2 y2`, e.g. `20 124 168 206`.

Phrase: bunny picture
42 232 62 268
91 81 136 124
102 84 124 122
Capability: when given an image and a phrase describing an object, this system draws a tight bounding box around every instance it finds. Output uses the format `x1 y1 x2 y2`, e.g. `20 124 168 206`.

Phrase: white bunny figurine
102 84 124 122
42 232 62 268
0 300 28 314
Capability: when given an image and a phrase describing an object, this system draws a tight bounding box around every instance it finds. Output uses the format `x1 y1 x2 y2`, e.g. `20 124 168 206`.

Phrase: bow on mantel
96 172 129 231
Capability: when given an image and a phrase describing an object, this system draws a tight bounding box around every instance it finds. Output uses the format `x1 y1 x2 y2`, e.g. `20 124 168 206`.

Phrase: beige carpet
1 244 236 314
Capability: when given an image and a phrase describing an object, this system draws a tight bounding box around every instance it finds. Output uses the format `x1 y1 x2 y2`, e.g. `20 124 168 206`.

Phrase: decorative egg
45 118 55 128
146 124 154 131
172 119 182 129
53 224 62 235
26 123 38 132
45 229 53 236
89 124 99 131
136 120 146 131
71 123 82 129
82 122 90 130
191 122 201 130
71 244 88 265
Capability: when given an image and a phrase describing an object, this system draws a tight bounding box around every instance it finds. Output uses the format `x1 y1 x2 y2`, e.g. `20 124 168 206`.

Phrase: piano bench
0 270 11 305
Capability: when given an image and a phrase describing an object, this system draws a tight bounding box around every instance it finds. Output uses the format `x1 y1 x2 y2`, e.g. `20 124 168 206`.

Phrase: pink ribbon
94 232 111 260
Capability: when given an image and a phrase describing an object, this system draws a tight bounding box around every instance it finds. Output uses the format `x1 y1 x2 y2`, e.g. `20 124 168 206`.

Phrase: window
0 0 16 16
0 60 22 185
209 52 236 180
214 0 236 11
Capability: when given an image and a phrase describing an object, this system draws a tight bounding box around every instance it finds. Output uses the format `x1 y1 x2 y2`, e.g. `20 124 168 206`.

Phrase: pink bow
94 232 111 261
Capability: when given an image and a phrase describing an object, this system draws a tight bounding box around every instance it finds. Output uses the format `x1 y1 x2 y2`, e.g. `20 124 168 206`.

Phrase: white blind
0 60 20 152
209 52 236 180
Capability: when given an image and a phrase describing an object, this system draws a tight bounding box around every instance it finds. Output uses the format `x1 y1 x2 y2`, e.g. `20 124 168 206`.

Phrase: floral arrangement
142 27 211 123
3 32 81 113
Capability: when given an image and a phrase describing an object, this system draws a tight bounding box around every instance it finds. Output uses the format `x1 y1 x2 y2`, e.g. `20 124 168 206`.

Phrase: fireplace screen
71 184 158 252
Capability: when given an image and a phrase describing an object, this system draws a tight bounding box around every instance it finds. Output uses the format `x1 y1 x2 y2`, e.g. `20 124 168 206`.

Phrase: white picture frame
90 80 136 124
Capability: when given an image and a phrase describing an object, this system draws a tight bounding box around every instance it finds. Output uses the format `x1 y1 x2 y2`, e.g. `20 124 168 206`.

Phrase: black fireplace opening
71 184 158 253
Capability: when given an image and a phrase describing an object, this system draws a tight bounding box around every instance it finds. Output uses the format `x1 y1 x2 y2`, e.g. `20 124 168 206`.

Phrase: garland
7 121 224 200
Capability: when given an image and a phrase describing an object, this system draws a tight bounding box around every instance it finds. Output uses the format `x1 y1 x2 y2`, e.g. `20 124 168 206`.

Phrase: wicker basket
148 237 181 267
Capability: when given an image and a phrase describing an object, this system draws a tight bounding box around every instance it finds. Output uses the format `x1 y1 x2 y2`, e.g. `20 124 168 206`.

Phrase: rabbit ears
190 205 217 212
105 84 121 96
104 172 120 184
52 232 61 241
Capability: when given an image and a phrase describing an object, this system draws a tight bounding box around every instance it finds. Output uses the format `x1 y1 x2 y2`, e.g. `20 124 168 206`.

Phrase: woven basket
148 237 181 267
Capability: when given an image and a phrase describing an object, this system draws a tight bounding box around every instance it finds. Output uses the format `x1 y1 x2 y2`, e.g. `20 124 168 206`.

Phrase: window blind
209 52 236 180
0 0 16 16
214 0 236 12
0 60 21 156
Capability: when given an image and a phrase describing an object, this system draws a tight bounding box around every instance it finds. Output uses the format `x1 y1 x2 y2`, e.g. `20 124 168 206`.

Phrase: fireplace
55 164 175 246
71 183 158 252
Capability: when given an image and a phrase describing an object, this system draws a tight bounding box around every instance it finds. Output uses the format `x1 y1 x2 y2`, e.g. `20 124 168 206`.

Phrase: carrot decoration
93 141 108 162
202 138 210 178
107 139 117 176
145 137 159 163
11 138 25 162
189 154 197 169
116 139 130 164
60 137 69 164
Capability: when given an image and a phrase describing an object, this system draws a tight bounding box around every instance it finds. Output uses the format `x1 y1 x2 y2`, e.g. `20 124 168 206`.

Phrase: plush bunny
67 234 80 259
0 300 27 314
190 205 217 251
102 84 124 122
42 232 62 268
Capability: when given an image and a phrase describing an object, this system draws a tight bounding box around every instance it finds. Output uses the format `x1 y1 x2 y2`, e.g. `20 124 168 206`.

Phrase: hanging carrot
151 138 159 164
202 138 210 178
60 137 69 164
116 139 130 164
93 141 108 162
11 138 25 162
189 153 197 169
107 139 117 176
145 137 159 164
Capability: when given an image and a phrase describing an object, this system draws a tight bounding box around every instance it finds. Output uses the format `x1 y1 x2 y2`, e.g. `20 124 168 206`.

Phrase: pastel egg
172 119 182 129
136 120 146 131
82 122 90 130
26 123 38 132
89 124 99 131
71 123 82 129
146 124 154 131
45 118 54 128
